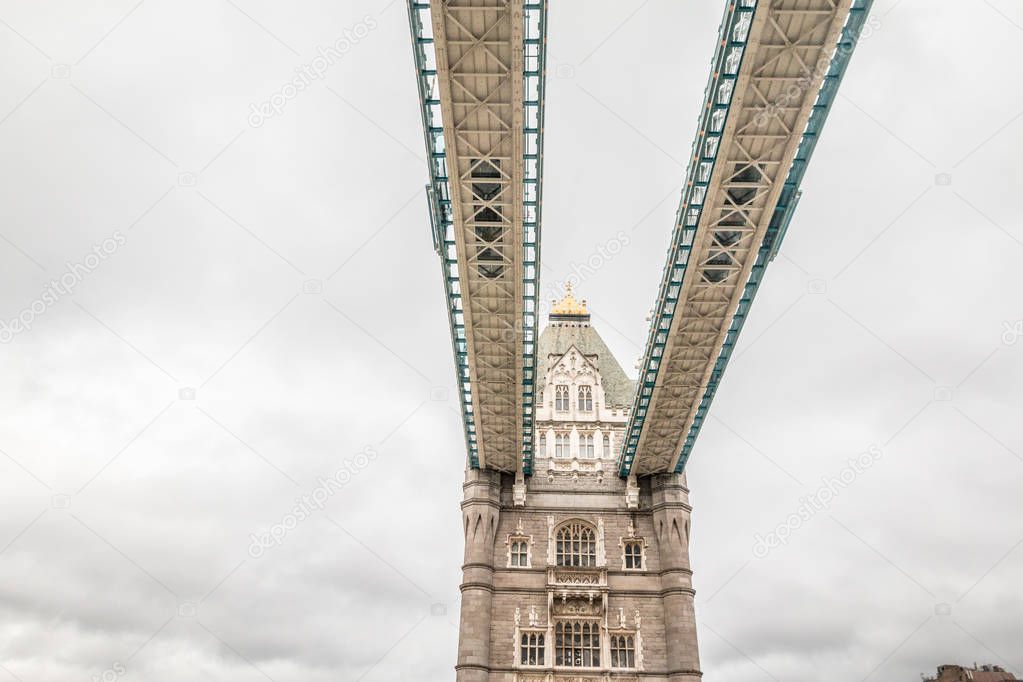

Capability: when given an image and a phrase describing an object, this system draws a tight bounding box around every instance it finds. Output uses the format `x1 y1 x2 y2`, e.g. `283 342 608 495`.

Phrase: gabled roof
537 322 636 408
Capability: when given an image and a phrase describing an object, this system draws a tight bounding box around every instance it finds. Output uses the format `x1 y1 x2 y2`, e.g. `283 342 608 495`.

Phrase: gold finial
550 283 589 317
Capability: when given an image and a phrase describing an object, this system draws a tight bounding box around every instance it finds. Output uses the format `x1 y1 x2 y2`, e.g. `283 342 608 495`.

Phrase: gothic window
623 541 643 570
510 539 529 567
602 433 610 456
538 433 546 454
609 633 636 668
555 433 569 459
555 385 569 411
520 631 545 666
556 522 596 567
577 385 593 411
580 434 594 458
555 621 600 667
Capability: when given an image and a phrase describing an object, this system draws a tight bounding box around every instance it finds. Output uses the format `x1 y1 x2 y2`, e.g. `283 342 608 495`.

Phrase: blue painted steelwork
619 0 874 478
671 0 875 474
618 0 760 478
408 1 548 473
521 1 548 476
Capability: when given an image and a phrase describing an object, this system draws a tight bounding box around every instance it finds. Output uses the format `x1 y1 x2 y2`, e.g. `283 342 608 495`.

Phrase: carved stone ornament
625 473 639 510
553 571 599 585
513 470 526 507
552 596 601 617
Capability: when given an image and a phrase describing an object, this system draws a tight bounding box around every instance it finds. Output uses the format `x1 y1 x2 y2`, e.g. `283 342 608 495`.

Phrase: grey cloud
1 0 1021 681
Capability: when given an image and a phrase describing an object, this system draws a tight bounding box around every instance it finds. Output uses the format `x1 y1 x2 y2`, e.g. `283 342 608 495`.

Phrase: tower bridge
407 1 873 679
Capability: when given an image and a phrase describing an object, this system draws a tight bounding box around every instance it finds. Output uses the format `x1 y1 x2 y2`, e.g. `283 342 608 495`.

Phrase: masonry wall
456 467 701 681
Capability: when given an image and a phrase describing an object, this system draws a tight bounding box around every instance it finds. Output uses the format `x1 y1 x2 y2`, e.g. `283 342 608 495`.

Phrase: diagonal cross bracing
619 0 874 477
408 0 547 473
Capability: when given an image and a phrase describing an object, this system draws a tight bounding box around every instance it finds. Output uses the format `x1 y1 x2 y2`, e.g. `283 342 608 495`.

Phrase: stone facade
925 665 1017 682
455 292 702 681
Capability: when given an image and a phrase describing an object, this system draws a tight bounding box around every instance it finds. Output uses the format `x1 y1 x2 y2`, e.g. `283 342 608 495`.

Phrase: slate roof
537 321 636 408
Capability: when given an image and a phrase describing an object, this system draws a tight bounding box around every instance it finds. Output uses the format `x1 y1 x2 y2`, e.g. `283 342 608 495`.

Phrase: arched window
555 385 569 411
510 540 529 567
623 541 643 569
602 433 610 457
556 522 596 567
555 433 569 458
555 621 600 667
520 631 545 666
580 434 594 458
577 385 593 411
538 433 546 454
610 633 636 668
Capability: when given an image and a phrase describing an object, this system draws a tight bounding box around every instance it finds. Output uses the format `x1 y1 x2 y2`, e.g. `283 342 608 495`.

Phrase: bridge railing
618 0 875 477
521 1 548 475
618 0 759 478
671 0 875 474
408 1 479 468
408 1 549 473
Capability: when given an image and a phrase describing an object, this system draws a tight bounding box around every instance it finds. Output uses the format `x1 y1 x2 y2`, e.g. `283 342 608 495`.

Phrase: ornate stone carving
553 570 600 586
625 473 639 509
552 596 601 617
513 470 527 507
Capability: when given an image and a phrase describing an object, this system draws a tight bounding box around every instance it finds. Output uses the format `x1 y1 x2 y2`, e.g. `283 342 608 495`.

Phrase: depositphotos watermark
1002 320 1022 345
90 661 125 682
753 14 882 127
248 16 378 128
0 231 127 343
247 446 378 557
543 230 632 305
752 444 883 558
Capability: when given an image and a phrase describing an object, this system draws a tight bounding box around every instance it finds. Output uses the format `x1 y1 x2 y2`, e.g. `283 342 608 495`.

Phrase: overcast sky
0 1 1021 681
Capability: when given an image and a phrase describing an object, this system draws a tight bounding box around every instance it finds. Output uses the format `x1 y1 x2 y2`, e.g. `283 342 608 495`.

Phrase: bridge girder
619 0 874 477
409 0 546 473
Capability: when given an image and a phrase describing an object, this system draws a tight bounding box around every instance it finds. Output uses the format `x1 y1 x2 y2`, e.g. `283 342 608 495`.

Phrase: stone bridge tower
456 288 702 681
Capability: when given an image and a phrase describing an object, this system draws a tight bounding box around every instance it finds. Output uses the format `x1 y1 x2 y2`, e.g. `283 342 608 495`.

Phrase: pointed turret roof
537 287 636 408
549 282 590 321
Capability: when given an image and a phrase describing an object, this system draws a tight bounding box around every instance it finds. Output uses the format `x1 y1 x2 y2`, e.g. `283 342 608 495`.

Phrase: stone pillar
651 473 702 682
456 468 501 682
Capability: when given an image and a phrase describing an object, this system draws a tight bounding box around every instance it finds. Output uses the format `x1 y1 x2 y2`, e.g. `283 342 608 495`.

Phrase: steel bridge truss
619 0 874 477
409 0 547 473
